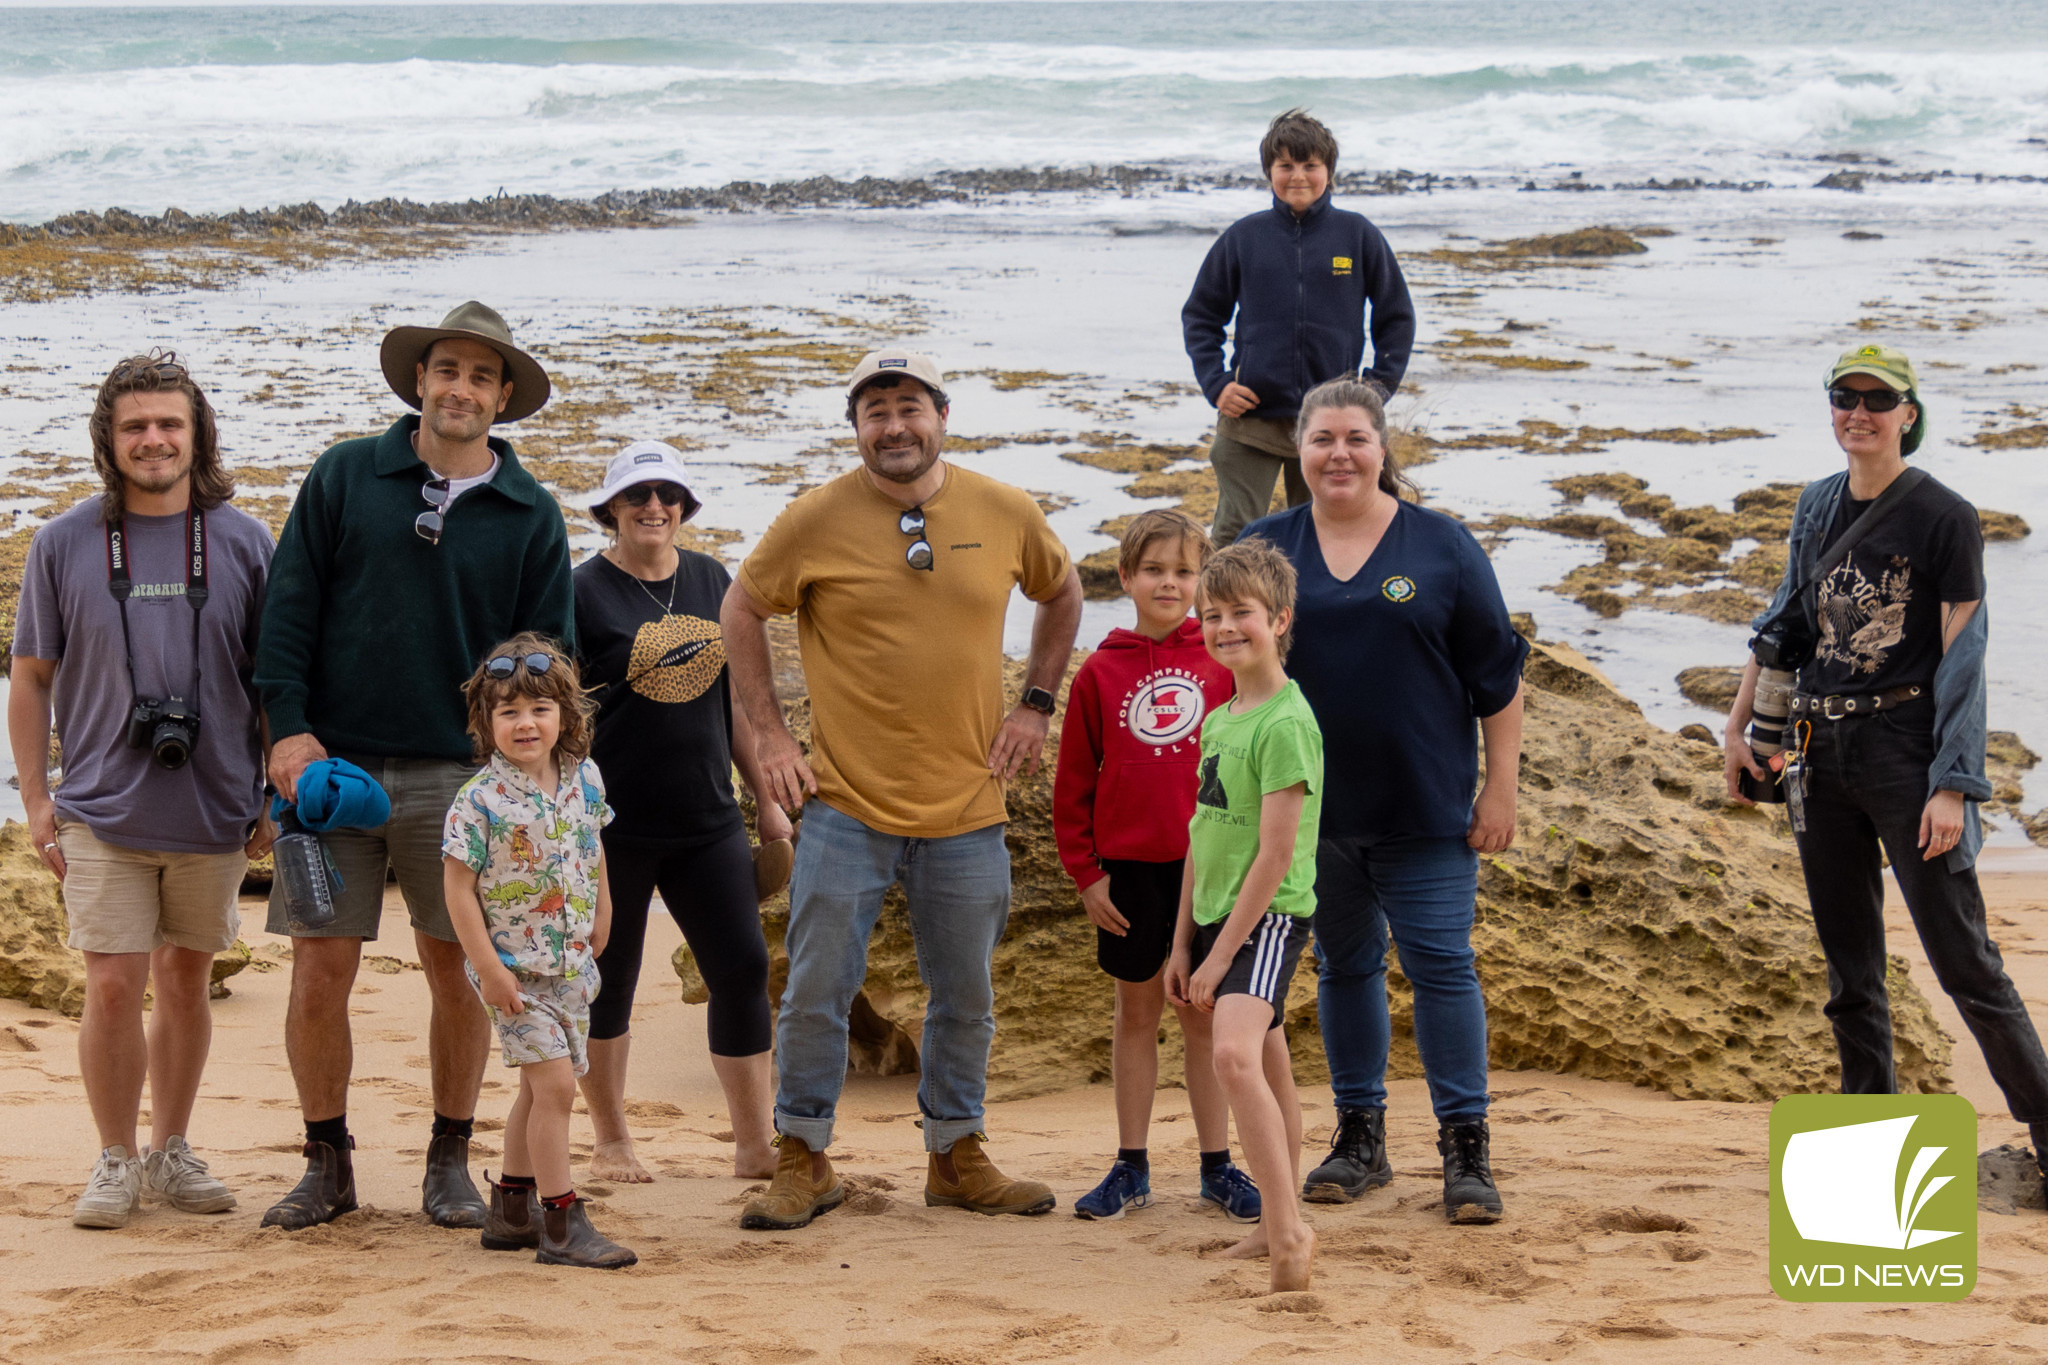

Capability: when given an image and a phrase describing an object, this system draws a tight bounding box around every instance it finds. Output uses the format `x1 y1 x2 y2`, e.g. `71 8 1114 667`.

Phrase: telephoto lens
1740 666 1797 804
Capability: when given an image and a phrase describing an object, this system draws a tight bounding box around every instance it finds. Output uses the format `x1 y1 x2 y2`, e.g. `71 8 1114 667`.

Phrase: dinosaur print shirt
443 754 613 978
1802 474 1983 701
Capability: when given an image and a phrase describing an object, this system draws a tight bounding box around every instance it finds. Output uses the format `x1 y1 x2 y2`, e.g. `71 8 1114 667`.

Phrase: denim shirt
1754 470 1990 872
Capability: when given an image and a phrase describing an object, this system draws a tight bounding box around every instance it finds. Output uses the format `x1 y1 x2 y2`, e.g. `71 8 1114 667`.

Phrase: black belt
1790 684 1925 720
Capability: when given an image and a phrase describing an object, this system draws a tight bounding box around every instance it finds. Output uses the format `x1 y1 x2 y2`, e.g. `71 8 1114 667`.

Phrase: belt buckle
1822 695 1848 721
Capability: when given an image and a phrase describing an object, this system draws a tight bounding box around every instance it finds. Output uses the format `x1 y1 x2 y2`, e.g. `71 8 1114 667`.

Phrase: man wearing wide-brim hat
252 300 576 1232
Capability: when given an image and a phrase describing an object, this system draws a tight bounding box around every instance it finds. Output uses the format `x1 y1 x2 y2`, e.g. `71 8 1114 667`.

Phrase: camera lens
150 717 197 770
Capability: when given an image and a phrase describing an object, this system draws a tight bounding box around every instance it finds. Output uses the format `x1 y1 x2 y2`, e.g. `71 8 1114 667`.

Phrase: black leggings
590 826 772 1055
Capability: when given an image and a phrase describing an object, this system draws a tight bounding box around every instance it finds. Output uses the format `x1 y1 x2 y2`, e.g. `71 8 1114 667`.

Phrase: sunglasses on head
899 507 933 572
484 652 555 680
618 481 688 509
1828 386 1910 414
109 355 189 384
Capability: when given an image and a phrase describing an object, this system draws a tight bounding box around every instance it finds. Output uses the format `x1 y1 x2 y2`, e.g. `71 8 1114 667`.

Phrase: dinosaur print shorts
469 964 600 1075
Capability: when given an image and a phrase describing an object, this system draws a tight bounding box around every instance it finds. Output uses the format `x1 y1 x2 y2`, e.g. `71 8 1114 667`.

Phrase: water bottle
274 808 341 933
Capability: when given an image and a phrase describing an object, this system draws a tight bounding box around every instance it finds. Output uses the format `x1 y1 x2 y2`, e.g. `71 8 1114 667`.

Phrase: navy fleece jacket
1182 190 1416 422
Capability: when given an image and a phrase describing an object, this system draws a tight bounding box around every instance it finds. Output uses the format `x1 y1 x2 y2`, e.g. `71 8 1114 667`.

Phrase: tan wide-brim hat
379 300 552 424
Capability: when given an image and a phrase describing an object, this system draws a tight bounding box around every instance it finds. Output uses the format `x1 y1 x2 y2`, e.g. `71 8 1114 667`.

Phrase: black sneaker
1438 1120 1503 1224
1302 1107 1392 1203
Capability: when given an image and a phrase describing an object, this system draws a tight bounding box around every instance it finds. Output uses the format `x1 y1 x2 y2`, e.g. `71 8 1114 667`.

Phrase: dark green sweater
255 416 575 761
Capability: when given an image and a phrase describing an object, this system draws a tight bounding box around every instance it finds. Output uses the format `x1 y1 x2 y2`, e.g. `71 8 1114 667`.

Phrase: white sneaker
73 1146 142 1228
142 1136 237 1214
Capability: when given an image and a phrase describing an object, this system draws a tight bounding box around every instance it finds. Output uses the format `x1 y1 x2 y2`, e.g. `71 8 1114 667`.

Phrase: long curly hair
460 633 595 767
89 350 234 521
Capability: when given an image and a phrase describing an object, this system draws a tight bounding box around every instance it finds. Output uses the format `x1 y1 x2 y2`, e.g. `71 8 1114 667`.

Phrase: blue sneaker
1073 1160 1151 1220
1199 1162 1261 1223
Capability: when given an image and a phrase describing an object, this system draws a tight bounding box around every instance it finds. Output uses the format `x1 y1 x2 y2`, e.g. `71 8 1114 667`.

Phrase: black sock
1200 1148 1231 1175
432 1113 475 1141
306 1116 348 1150
500 1173 537 1190
1117 1147 1149 1173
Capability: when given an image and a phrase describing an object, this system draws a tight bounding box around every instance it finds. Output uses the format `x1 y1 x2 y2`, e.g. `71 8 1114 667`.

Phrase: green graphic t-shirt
1188 680 1324 926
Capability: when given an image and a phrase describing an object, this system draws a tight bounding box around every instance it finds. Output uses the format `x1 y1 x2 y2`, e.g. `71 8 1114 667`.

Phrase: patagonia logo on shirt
1332 256 1354 275
131 582 188 600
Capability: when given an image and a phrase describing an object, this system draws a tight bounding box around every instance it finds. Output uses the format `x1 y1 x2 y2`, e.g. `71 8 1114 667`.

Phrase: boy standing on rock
1053 509 1254 1222
1182 108 1415 547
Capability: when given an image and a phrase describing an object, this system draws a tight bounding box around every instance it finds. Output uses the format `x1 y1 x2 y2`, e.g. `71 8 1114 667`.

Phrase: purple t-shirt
13 499 273 854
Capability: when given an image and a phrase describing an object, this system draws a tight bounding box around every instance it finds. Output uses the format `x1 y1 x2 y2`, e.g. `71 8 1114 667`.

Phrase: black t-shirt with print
573 550 743 846
1800 473 1983 698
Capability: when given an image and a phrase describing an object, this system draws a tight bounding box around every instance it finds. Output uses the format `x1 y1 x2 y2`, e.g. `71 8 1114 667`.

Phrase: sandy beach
0 855 2042 1364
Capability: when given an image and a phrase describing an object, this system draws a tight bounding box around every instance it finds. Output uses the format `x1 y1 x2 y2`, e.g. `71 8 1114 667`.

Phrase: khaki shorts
56 819 245 956
264 755 479 943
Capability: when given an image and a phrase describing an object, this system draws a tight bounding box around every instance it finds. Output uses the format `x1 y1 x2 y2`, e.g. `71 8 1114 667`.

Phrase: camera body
127 695 201 771
1739 616 1816 804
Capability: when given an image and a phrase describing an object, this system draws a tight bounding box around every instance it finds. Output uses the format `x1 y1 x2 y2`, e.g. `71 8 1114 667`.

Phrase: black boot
537 1198 637 1269
1438 1120 1503 1224
1302 1108 1392 1203
422 1133 487 1229
480 1172 539 1251
261 1138 358 1230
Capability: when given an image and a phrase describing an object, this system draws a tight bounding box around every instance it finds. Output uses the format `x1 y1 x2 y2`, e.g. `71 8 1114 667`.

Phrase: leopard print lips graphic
626 614 726 703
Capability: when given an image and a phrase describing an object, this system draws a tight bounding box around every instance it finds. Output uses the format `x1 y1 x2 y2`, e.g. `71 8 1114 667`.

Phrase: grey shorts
265 755 479 943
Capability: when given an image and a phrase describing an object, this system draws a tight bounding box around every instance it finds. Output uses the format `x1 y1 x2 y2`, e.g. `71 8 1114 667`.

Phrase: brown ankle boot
536 1197 636 1269
926 1134 1056 1216
480 1173 538 1251
260 1138 358 1230
739 1135 844 1230
422 1133 486 1229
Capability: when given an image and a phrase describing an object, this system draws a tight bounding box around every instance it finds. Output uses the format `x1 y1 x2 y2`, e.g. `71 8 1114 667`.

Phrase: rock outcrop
680 622 1952 1104
0 819 251 1013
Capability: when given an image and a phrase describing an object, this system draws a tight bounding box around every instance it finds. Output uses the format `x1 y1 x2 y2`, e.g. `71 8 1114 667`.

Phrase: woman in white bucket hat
571 441 790 1182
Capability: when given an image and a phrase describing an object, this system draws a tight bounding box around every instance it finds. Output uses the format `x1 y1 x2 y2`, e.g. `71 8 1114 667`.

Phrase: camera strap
1763 466 1929 641
105 505 208 704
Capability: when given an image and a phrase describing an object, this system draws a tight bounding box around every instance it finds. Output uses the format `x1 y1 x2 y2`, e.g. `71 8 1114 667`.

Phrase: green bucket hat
379 300 552 424
1826 342 1927 455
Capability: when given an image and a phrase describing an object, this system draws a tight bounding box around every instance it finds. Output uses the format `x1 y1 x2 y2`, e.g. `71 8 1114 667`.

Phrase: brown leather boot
926 1134 1056 1216
536 1197 637 1269
260 1138 358 1230
739 1135 844 1230
422 1133 486 1229
480 1173 539 1251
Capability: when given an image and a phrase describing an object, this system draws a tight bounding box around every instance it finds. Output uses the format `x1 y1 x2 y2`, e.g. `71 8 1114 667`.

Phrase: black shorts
1192 912 1307 1031
1095 859 1184 983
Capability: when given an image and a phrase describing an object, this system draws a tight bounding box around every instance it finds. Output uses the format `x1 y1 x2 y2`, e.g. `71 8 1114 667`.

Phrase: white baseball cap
587 440 702 523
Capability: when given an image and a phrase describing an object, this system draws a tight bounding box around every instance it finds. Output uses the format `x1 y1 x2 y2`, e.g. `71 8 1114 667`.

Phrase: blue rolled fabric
270 758 392 831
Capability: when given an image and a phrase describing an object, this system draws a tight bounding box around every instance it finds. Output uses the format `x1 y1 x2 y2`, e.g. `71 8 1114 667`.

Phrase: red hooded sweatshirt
1053 617 1235 892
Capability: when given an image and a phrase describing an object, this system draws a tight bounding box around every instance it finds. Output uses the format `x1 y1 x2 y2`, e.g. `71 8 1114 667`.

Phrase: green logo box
1769 1094 1977 1302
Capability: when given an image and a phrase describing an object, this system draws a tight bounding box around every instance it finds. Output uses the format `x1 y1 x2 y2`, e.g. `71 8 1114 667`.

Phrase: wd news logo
1769 1095 1976 1302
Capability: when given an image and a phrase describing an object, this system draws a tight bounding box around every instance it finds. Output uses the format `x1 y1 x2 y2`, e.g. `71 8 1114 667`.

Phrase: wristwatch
1021 686 1057 717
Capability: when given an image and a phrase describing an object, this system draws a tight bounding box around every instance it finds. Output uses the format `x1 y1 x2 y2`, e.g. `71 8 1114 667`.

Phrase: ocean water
4 1 2048 222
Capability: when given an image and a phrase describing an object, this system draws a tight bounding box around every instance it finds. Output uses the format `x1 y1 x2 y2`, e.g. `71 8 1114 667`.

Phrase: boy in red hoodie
1054 509 1250 1221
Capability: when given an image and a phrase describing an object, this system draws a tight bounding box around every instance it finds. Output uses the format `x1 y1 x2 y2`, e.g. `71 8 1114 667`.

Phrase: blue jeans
774 801 1012 1154
1312 835 1490 1123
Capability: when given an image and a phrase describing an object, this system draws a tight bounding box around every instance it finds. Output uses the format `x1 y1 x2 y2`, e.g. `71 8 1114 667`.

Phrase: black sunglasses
416 477 453 546
899 507 933 572
484 652 555 680
618 482 688 508
1828 386 1910 414
108 355 189 383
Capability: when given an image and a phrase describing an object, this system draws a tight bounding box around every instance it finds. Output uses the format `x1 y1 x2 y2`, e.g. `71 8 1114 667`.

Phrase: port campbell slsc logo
1382 575 1417 603
1123 671 1207 751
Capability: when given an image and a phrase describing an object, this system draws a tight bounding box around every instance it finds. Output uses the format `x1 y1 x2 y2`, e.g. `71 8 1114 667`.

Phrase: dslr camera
128 695 201 771
1738 612 1815 804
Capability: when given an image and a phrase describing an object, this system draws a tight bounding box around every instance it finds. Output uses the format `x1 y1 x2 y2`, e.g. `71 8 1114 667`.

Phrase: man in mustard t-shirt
723 349 1084 1230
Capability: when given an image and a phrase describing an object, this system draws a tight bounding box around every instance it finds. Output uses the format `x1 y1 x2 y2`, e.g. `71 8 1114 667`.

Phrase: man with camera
9 352 276 1229
1725 343 2048 1175
252 302 574 1230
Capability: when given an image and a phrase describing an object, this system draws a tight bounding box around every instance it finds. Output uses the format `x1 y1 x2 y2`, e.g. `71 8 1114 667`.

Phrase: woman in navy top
1241 377 1527 1225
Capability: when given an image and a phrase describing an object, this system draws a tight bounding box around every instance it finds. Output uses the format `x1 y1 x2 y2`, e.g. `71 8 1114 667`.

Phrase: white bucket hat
587 440 702 524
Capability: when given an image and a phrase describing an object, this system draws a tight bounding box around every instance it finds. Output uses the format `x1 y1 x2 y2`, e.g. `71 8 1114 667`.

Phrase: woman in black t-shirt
1726 345 2048 1152
573 442 791 1183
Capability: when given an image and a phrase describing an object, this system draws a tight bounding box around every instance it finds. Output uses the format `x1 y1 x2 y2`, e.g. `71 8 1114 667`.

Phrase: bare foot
589 1138 654 1184
1269 1223 1316 1293
1221 1225 1269 1260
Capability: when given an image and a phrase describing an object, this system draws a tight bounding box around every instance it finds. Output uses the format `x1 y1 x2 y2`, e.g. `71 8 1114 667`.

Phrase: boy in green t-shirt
1166 537 1323 1293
